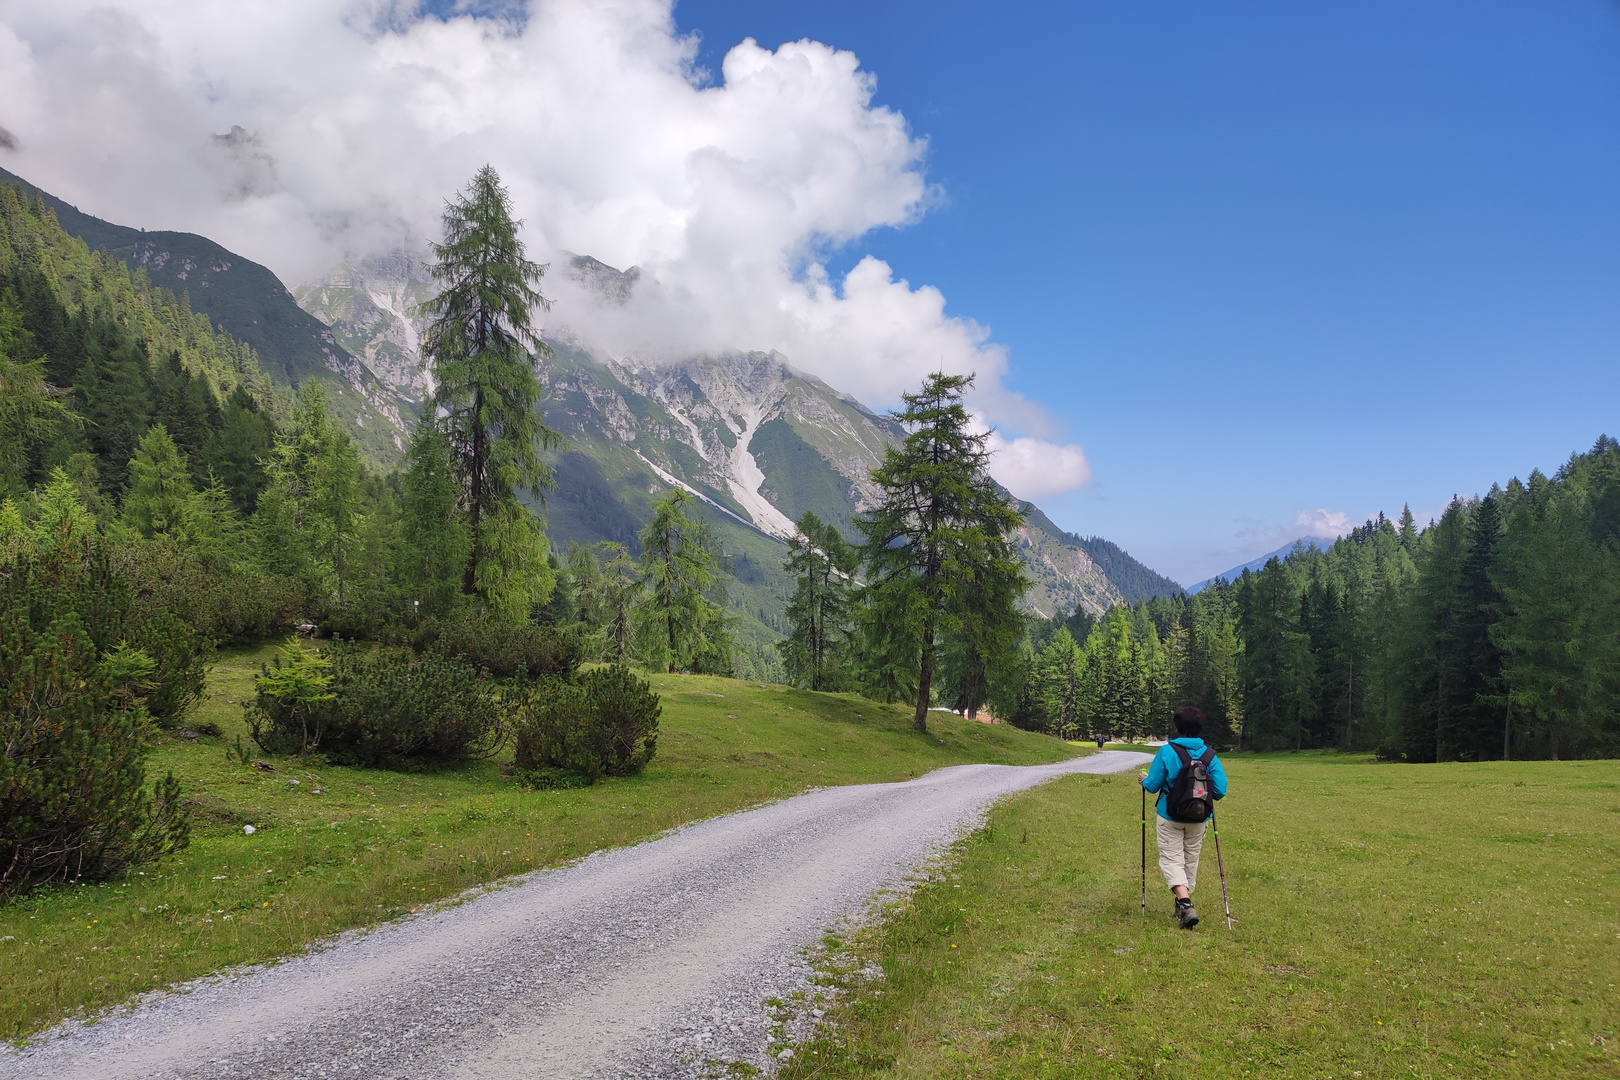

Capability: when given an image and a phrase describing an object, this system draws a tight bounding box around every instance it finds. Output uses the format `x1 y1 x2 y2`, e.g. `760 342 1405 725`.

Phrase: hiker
1139 706 1228 929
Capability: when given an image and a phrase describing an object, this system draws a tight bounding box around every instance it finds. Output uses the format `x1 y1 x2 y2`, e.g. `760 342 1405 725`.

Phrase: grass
0 645 1080 1042
781 754 1620 1080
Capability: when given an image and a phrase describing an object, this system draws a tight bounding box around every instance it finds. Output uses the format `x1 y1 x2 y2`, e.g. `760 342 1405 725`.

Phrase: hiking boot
1175 899 1199 929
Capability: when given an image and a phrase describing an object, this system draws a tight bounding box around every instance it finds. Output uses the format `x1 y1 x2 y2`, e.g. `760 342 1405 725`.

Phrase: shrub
422 612 584 678
514 664 660 784
126 610 208 723
0 597 190 896
582 664 661 775
116 540 306 646
248 639 506 767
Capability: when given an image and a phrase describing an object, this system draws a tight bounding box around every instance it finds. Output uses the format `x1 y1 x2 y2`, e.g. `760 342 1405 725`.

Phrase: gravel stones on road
4 750 1150 1080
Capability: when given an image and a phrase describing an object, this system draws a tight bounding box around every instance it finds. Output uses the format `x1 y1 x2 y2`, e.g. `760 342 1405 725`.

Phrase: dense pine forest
981 443 1620 761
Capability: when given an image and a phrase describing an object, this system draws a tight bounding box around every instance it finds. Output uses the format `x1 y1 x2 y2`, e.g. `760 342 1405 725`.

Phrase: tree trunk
1502 689 1511 761
914 614 936 733
462 394 485 597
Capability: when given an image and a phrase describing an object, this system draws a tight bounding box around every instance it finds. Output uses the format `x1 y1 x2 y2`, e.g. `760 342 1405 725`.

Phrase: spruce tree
1455 493 1505 758
856 372 1026 732
199 387 274 514
420 166 560 617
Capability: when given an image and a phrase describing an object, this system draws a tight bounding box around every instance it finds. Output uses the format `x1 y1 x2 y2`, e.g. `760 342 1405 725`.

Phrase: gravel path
5 750 1149 1080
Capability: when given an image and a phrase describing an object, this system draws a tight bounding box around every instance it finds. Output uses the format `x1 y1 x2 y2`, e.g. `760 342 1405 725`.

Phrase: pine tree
122 425 194 539
636 490 728 673
419 166 561 617
856 372 1027 732
1493 489 1605 760
198 387 274 514
256 384 362 600
398 424 472 614
1400 499 1471 761
1037 628 1083 739
1455 493 1505 758
780 512 858 691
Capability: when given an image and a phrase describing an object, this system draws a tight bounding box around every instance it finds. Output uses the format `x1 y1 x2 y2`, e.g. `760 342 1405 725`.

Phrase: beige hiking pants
1155 816 1206 892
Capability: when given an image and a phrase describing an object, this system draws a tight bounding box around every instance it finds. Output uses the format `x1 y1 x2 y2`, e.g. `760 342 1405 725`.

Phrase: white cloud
985 431 1092 502
1294 507 1352 538
0 0 1089 493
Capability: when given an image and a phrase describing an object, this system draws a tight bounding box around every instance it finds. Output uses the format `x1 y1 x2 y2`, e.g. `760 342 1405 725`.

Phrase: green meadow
783 754 1619 1080
1 646 1079 1041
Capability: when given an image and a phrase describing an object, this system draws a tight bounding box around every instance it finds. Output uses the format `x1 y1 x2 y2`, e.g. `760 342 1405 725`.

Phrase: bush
421 612 584 678
127 611 208 723
115 539 305 646
248 639 507 767
0 584 190 896
514 665 660 784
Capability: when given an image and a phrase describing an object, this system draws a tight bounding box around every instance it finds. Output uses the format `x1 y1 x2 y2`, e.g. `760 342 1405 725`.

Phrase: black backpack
1166 744 1216 823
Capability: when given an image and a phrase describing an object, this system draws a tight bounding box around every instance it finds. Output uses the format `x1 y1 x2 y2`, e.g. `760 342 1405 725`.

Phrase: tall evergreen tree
198 387 274 514
1455 493 1506 758
856 372 1027 732
398 422 472 614
419 166 560 618
780 512 858 691
636 490 730 673
1400 499 1471 761
122 425 194 539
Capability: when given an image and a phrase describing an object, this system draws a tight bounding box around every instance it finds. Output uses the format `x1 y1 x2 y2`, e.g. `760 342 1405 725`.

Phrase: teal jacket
1140 737 1228 821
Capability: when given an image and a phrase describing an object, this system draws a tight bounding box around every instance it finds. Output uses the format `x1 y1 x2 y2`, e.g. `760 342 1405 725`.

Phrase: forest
951 446 1619 762
5 160 1614 903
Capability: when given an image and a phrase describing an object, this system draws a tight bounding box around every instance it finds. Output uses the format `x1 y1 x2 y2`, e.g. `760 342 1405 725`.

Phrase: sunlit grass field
2 646 1080 1041
782 754 1619 1080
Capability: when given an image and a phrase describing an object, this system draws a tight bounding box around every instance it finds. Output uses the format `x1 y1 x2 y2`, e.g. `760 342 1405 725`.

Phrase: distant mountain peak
1188 535 1335 593
563 252 640 306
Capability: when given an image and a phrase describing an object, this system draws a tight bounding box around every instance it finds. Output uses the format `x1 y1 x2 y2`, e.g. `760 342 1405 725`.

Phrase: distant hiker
1139 706 1228 929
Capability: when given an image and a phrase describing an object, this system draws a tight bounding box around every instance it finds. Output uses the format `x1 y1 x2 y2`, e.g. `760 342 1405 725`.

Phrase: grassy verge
783 754 1620 1079
2 646 1079 1041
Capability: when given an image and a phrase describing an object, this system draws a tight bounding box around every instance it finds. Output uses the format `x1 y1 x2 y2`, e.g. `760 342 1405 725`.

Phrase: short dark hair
1172 706 1205 737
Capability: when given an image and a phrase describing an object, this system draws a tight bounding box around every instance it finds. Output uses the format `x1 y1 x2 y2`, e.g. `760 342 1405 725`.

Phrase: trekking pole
1209 806 1235 930
1139 782 1147 917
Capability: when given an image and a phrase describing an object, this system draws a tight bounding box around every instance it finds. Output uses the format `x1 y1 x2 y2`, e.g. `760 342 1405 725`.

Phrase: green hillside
0 167 411 467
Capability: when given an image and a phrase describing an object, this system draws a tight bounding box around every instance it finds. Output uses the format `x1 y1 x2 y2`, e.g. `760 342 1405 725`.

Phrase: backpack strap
1197 747 1215 766
1170 743 1193 770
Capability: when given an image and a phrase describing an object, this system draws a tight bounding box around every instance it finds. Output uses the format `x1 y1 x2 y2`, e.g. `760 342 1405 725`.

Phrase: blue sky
672 0 1620 584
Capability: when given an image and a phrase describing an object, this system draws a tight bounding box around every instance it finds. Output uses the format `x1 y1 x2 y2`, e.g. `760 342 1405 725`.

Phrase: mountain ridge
0 166 411 465
1188 536 1335 593
0 163 1181 633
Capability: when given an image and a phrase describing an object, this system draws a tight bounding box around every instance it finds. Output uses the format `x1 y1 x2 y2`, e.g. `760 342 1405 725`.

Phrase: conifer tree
856 372 1026 732
123 425 194 539
256 384 362 600
781 512 858 691
399 422 472 613
420 166 560 618
196 387 273 514
636 490 730 673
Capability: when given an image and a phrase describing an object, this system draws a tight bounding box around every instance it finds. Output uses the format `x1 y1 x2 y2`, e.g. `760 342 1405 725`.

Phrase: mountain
0 166 412 465
1 166 1177 642
1188 536 1336 593
299 252 1168 623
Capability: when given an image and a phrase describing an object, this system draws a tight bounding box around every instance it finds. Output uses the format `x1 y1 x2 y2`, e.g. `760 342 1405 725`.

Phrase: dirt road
5 750 1150 1079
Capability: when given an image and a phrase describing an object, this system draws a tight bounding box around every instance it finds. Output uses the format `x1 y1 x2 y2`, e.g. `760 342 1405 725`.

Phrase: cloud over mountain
0 0 1090 494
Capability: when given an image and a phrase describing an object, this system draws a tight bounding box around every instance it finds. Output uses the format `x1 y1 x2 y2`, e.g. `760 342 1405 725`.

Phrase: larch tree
781 511 858 691
636 489 729 673
419 165 560 621
856 372 1027 732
